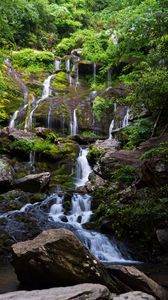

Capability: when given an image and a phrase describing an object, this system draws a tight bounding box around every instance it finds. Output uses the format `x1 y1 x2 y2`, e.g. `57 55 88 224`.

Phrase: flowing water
28 74 54 129
75 148 92 187
9 110 19 129
108 119 114 140
70 109 78 135
55 59 61 72
122 107 129 128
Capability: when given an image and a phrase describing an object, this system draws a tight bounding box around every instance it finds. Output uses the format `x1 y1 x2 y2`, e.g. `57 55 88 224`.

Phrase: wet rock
108 265 168 300
113 291 156 300
35 127 51 139
0 283 111 300
11 228 120 292
1 128 35 141
156 229 168 251
0 159 14 193
14 172 50 192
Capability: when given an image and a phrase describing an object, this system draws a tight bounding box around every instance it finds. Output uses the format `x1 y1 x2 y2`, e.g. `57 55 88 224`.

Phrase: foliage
87 145 104 166
141 142 168 160
12 49 55 72
111 165 136 184
93 96 113 121
118 122 152 149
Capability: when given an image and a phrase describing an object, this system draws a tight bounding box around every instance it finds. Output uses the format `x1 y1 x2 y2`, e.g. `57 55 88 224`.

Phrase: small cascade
28 74 54 130
29 150 36 169
93 63 96 84
23 90 29 103
9 110 19 129
70 109 78 136
108 119 114 140
49 191 132 263
66 57 71 72
75 63 79 87
55 59 61 72
122 107 129 128
47 100 53 129
114 102 117 112
75 148 92 187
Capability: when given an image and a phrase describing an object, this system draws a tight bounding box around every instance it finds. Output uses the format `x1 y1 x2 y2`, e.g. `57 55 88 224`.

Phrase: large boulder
11 228 120 292
14 172 50 192
0 159 14 193
0 283 111 300
108 265 168 300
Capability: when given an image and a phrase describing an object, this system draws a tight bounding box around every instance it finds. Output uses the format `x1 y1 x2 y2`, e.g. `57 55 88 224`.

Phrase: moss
87 145 105 166
140 142 168 160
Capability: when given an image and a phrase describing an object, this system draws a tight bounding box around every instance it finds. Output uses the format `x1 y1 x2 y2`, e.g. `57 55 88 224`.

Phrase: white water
48 100 53 129
29 150 35 168
75 148 92 187
9 110 19 129
28 75 54 129
70 109 78 136
55 59 61 71
49 191 132 263
108 119 114 140
122 107 129 128
66 58 71 72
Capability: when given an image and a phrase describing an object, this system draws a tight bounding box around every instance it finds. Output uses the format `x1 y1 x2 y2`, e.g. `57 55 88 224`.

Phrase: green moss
111 165 136 184
87 145 104 166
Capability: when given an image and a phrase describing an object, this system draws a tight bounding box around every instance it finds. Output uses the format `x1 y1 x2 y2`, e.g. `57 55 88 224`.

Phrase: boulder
11 228 120 292
14 172 50 192
0 283 111 300
108 265 168 300
156 229 168 251
113 291 156 300
0 159 14 193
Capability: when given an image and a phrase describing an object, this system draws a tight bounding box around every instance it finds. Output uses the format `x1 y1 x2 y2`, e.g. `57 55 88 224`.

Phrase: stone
11 228 120 292
108 265 168 300
14 172 50 192
0 159 14 193
156 229 168 251
113 291 156 300
0 283 111 300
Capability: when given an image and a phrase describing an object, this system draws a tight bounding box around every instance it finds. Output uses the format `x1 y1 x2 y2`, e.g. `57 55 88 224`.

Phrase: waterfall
75 148 92 187
70 109 78 136
48 191 133 263
9 110 19 129
108 119 114 140
29 150 36 169
93 63 96 84
28 74 54 130
122 107 129 128
66 58 71 72
76 63 79 86
48 100 53 129
55 59 61 72
114 102 117 112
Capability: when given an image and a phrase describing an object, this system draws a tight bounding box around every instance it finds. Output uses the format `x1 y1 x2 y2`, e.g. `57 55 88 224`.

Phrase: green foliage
87 145 104 166
12 49 55 72
118 122 152 149
93 96 113 121
111 165 136 184
141 142 168 160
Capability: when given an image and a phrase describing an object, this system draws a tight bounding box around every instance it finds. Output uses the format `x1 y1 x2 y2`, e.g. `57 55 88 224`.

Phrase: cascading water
122 107 129 128
75 148 92 187
55 59 61 72
48 100 53 129
70 109 78 136
28 74 54 130
108 119 114 140
9 110 19 129
66 58 71 72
